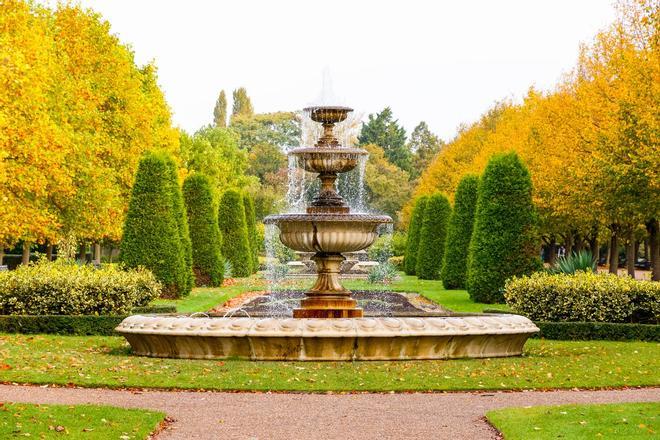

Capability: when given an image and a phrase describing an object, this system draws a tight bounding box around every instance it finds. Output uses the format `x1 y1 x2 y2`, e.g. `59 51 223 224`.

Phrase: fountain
116 103 539 361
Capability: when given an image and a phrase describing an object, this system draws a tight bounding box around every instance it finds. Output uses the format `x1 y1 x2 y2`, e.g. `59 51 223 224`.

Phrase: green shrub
119 152 188 297
388 255 404 269
0 315 123 335
467 152 541 303
416 193 451 280
218 189 252 277
391 231 407 256
242 193 259 273
368 235 394 262
533 321 660 342
367 262 399 284
183 174 224 287
549 250 596 274
504 271 660 323
404 196 428 275
441 174 479 289
0 260 160 315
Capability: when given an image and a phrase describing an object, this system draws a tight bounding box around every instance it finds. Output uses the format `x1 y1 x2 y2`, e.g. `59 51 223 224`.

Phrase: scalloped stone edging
116 314 539 361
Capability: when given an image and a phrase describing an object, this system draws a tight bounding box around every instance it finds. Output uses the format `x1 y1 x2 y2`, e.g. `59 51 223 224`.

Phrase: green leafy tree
120 153 187 297
408 121 443 179
231 112 301 150
213 90 227 127
247 143 287 183
231 87 254 119
218 189 252 277
363 144 412 223
441 174 479 289
416 193 451 280
467 152 541 303
404 196 428 275
183 173 224 286
242 192 259 273
358 107 410 171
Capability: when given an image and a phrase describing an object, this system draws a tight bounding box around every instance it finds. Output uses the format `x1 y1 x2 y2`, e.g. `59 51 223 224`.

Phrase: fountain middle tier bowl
264 213 392 254
289 147 368 174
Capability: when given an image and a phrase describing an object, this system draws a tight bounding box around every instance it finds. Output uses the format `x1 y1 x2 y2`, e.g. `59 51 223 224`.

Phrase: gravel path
1 385 658 439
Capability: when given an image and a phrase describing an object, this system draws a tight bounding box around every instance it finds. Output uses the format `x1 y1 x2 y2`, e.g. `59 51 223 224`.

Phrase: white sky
42 0 617 141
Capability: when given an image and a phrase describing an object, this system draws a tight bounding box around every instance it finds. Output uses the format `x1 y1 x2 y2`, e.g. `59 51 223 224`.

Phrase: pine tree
183 174 224 286
467 152 541 303
408 121 443 179
231 87 254 119
441 174 479 289
218 189 252 277
242 192 259 273
404 196 428 275
358 107 410 172
416 193 451 280
120 153 187 297
213 90 227 127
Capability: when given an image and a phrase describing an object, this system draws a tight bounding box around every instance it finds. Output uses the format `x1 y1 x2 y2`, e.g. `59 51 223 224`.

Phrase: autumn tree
363 144 412 223
213 90 227 127
358 107 410 172
231 87 254 119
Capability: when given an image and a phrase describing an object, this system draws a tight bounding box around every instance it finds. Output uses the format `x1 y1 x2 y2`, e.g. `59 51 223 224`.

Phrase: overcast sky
42 0 617 141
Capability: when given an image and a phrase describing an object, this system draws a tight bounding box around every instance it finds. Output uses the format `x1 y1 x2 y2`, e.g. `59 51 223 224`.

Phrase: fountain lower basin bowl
289 147 367 174
116 314 539 361
264 213 392 253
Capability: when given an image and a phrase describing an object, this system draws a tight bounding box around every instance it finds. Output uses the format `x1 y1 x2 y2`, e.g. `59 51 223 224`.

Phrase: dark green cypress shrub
404 196 428 275
164 156 193 295
183 174 224 287
415 193 452 280
120 152 186 297
218 189 252 277
441 174 479 289
242 193 259 273
467 152 541 303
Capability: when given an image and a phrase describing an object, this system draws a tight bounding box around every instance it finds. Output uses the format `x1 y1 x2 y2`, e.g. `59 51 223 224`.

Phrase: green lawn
487 402 659 439
0 334 657 392
0 402 165 439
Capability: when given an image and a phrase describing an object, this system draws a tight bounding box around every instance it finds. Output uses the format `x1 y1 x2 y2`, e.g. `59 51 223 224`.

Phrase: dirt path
1 385 658 439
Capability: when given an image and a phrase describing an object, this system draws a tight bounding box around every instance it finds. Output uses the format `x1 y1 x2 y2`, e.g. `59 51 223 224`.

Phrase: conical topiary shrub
218 189 252 277
242 192 259 273
441 174 479 289
467 152 541 303
415 193 451 280
183 173 224 287
404 196 428 275
120 152 187 297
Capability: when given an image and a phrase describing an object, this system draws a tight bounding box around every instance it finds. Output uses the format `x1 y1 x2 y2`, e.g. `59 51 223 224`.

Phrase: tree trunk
564 232 573 257
589 235 599 263
626 230 635 278
79 243 87 264
0 248 4 266
647 219 659 281
46 243 53 261
93 242 101 265
574 233 583 253
547 242 557 266
21 242 31 265
643 239 649 259
608 228 619 274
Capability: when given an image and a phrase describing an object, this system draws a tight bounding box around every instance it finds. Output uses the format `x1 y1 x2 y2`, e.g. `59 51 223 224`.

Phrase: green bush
0 260 160 315
242 193 259 273
504 271 660 323
120 152 188 297
183 174 224 287
467 152 541 303
549 250 596 274
404 196 428 275
416 193 451 280
218 189 252 277
441 174 479 289
367 262 399 284
0 315 123 335
533 321 660 342
391 231 407 256
388 255 404 269
368 235 394 262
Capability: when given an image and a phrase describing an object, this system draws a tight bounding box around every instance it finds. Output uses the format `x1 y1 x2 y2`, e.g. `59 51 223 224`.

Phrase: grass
487 402 659 439
0 334 657 392
0 402 165 439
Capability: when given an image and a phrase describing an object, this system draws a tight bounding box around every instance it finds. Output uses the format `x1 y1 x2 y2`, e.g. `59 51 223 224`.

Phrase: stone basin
289 147 367 174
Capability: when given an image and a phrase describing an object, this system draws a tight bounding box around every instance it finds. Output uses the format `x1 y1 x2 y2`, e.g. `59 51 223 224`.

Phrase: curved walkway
1 385 658 439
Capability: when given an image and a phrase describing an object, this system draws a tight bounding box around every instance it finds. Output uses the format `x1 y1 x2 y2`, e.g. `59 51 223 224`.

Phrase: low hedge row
534 321 660 342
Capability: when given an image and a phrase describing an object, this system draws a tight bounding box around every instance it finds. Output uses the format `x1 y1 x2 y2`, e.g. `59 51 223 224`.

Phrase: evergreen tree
218 189 252 277
120 153 187 297
404 196 428 275
183 174 224 286
231 87 254 119
213 90 227 127
441 174 479 289
416 193 451 280
408 121 443 179
467 152 541 303
242 192 259 273
358 107 410 171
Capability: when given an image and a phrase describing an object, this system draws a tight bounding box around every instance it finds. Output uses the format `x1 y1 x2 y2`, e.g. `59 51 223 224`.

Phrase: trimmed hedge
505 271 659 323
404 196 428 275
183 174 224 286
0 260 160 315
120 152 188 297
534 321 660 342
218 189 252 277
416 193 451 280
441 174 479 289
242 192 259 273
467 152 541 303
0 315 123 335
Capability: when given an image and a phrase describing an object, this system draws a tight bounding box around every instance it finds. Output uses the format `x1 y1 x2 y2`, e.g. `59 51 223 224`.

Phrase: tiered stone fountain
116 105 538 361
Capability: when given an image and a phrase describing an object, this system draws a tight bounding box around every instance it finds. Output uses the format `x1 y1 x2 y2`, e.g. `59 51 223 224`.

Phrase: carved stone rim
264 213 393 225
289 147 368 155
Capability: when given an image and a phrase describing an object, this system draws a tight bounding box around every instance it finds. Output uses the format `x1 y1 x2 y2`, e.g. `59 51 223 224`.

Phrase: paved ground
1 385 658 439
